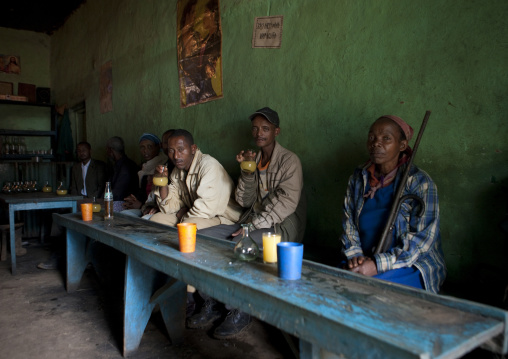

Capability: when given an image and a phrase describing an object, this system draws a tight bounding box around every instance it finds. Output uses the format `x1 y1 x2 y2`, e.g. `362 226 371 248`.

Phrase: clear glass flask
233 224 260 261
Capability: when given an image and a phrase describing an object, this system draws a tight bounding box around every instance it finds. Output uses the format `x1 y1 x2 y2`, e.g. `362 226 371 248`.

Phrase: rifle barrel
373 110 431 254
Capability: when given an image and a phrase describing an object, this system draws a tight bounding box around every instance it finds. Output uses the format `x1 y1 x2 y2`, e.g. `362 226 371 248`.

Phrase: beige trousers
149 212 221 230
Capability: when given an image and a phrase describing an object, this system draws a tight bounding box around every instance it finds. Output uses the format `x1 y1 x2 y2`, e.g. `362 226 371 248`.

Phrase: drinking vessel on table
153 166 169 186
277 242 304 280
177 223 197 253
56 181 68 195
240 149 256 173
104 182 114 220
92 196 101 213
81 203 93 221
42 181 52 193
234 224 259 261
262 232 282 263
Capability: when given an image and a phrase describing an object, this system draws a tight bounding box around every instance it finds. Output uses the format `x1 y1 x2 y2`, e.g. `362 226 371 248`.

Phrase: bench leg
123 256 186 356
66 229 90 292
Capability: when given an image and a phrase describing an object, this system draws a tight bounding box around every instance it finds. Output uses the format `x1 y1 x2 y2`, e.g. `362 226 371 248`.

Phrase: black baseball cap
248 107 280 127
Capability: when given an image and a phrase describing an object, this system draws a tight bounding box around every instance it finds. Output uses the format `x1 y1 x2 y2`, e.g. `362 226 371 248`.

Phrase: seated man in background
122 133 168 219
40 141 106 270
161 129 176 173
70 141 107 199
106 136 139 212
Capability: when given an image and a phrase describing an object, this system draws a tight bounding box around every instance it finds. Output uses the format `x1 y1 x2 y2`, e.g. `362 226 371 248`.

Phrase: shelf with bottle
0 101 57 161
1 135 55 161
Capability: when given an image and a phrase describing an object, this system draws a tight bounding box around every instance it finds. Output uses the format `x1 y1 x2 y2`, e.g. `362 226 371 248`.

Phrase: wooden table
53 212 508 358
0 192 82 275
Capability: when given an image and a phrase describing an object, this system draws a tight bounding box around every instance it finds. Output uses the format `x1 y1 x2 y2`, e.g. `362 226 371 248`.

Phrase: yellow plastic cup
262 232 281 263
80 203 93 221
177 223 197 253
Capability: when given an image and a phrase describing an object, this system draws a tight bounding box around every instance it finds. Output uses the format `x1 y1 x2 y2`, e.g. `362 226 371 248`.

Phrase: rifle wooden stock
373 111 431 255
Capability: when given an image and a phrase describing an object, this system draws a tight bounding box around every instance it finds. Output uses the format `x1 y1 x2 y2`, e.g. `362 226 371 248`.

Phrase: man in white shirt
70 142 107 199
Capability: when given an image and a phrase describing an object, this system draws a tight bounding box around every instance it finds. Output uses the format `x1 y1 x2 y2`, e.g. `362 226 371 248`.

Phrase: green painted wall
23 0 508 287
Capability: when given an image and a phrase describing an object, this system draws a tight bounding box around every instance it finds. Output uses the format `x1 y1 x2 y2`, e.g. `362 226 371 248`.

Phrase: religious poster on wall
177 0 223 108
0 55 21 74
100 61 113 114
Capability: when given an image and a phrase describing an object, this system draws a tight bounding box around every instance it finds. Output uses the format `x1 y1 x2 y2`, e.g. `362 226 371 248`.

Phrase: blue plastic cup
277 242 304 280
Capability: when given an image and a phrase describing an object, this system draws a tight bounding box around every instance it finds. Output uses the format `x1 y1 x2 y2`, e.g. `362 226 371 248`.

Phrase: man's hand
154 164 168 177
232 228 243 237
123 194 142 209
143 206 159 216
176 207 189 221
236 149 257 163
346 256 378 276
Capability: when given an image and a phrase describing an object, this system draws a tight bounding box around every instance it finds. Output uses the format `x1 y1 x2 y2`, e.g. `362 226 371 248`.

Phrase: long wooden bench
53 212 508 358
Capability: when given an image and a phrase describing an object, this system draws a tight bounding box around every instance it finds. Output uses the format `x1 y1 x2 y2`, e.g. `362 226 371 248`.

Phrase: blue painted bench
53 212 508 358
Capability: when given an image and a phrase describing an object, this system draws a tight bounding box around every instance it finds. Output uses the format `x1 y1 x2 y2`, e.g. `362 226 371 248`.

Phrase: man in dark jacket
70 142 107 199
106 136 139 202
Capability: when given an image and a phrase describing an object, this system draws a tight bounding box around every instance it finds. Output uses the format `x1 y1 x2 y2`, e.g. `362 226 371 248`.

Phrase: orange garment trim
257 160 270 171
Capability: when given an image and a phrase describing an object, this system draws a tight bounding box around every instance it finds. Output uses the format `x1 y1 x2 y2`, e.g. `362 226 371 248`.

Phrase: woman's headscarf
378 115 414 142
138 133 161 145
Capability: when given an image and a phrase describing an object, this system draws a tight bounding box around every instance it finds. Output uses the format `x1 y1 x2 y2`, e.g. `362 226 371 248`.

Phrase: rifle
373 111 431 254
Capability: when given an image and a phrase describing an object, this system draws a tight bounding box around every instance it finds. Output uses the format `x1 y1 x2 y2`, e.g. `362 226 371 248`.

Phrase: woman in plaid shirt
341 115 446 293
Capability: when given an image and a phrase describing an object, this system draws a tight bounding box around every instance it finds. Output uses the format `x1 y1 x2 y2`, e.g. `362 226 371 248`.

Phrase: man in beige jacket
150 129 242 229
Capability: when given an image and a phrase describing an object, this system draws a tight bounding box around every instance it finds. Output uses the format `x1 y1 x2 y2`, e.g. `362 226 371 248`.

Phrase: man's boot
186 298 223 329
213 309 251 339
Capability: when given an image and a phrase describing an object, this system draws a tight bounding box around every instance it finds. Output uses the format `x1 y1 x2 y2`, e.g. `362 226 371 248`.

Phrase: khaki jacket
235 141 306 242
155 149 242 224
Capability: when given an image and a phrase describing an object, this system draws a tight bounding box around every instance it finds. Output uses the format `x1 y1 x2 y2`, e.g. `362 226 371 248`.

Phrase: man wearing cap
192 107 307 340
122 133 168 218
232 106 306 244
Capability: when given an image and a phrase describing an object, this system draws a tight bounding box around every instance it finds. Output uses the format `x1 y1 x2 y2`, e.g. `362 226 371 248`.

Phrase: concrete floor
0 238 505 359
0 239 295 359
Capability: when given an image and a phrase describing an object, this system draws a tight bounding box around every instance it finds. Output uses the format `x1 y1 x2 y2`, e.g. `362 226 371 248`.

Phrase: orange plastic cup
81 203 93 221
177 223 197 253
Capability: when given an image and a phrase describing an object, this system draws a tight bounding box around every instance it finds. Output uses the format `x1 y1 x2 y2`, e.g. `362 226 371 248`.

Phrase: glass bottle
42 181 52 193
2 182 11 194
19 137 26 154
32 181 38 192
4 136 11 155
233 224 260 261
104 182 113 219
11 137 18 154
23 181 31 192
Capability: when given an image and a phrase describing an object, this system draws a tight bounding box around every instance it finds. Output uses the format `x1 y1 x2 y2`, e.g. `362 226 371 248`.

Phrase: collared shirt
81 160 91 196
341 162 446 293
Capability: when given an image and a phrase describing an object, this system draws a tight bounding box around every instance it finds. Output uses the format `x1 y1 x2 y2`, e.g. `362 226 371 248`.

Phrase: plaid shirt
341 163 446 293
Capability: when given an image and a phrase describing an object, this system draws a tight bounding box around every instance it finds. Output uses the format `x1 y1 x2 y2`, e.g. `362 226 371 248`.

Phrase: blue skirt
374 266 424 290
